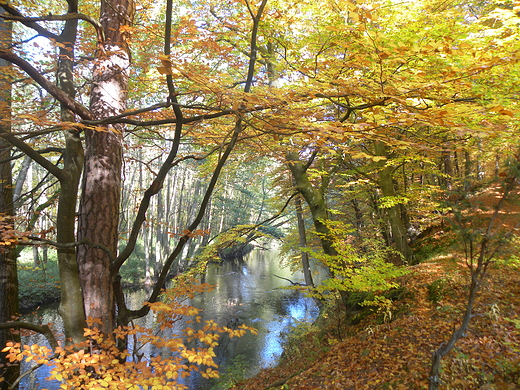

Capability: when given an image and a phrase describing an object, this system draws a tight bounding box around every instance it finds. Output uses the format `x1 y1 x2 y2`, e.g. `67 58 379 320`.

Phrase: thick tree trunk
0 8 20 388
287 151 338 258
374 141 412 264
77 0 134 335
0 156 19 389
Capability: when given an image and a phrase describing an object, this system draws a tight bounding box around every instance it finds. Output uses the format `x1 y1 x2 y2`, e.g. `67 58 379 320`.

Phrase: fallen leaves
233 256 520 389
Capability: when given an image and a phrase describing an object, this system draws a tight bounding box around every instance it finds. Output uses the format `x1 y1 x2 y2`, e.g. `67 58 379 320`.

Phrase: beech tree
0 0 518 387
0 0 273 348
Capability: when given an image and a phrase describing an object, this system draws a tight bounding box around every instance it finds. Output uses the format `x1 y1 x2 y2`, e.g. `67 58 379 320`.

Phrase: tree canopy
0 0 519 388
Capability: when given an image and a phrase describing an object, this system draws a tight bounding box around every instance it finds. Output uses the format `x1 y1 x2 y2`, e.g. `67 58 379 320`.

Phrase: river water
20 247 319 389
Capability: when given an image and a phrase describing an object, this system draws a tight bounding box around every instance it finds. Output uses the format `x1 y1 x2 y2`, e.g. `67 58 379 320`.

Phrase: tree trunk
464 149 472 190
77 0 134 335
442 147 453 190
374 141 412 264
295 195 314 287
55 0 87 345
351 198 363 236
13 155 30 208
287 151 338 258
429 272 480 390
0 7 20 388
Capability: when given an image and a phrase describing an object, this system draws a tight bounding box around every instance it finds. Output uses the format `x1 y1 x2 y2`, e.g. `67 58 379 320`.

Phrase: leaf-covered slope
234 253 520 389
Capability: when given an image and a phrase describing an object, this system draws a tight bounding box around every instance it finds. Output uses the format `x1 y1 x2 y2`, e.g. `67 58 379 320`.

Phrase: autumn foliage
1 279 257 389
0 0 520 388
233 254 520 389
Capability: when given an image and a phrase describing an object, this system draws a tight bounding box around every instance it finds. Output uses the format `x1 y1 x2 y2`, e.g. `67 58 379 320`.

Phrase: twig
273 274 305 286
264 370 304 389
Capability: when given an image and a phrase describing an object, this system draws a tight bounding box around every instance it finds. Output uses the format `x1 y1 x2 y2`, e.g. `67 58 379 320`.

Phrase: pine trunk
77 0 134 335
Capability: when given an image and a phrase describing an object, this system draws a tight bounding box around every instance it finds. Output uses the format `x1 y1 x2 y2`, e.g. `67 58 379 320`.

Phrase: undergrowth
17 250 60 312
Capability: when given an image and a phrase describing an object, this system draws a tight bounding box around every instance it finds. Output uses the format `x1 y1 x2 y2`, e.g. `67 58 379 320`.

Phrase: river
20 247 319 389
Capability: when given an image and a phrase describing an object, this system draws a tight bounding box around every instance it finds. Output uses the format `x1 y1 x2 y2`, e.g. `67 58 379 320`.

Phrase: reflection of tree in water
21 249 318 390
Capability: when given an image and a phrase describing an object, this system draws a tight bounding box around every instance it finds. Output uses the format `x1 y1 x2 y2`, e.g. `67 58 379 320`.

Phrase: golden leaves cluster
2 282 257 388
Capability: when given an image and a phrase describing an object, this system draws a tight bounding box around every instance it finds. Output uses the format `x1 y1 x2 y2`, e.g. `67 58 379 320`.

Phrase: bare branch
0 51 92 120
17 237 115 262
0 4 59 41
0 128 63 179
3 13 104 43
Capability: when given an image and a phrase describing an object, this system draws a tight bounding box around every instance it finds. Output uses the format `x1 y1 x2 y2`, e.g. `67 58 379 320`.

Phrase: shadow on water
20 247 319 389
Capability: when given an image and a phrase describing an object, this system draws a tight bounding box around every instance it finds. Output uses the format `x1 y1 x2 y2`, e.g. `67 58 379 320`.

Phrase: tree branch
0 4 59 41
0 128 63 179
243 0 268 93
0 322 58 350
0 51 92 120
3 13 104 43
17 237 115 262
127 119 243 321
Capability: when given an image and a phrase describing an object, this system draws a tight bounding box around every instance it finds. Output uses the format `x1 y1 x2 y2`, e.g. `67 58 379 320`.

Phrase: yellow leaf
157 66 171 75
498 109 514 116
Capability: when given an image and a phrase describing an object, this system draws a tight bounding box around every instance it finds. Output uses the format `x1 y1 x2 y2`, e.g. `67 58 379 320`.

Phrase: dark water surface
20 247 319 389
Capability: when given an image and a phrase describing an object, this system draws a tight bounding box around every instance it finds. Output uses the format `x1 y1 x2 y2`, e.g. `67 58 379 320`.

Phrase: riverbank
18 256 60 312
231 231 520 389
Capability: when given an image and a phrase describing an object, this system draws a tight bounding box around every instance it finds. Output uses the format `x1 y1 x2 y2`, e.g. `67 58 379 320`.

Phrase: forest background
0 0 519 389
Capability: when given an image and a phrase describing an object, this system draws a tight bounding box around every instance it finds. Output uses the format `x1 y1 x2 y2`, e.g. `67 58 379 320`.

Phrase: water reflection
20 304 62 390
188 248 319 389
19 248 319 389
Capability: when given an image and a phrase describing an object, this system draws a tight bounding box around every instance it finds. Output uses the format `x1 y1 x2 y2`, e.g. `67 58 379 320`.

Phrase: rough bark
0 8 20 388
77 0 134 335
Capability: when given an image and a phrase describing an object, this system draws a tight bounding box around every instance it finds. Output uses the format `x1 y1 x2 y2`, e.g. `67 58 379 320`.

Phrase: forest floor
231 186 520 389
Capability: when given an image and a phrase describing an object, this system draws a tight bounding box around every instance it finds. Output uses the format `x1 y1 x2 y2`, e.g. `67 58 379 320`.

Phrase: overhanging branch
0 51 92 120
3 13 104 43
0 322 58 350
